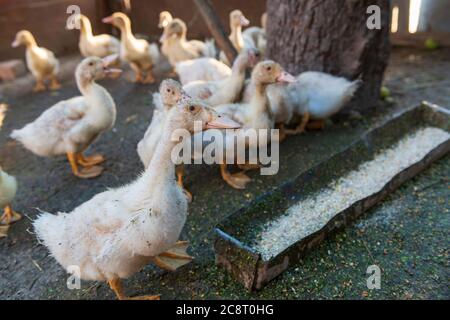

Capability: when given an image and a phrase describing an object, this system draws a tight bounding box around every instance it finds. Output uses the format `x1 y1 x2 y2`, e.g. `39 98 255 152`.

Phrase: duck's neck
230 25 243 51
141 119 179 185
245 81 271 126
119 23 135 44
24 36 38 49
218 56 247 99
80 19 93 40
76 75 116 126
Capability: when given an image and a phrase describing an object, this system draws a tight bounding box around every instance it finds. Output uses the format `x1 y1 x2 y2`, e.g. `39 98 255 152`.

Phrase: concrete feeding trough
214 102 450 291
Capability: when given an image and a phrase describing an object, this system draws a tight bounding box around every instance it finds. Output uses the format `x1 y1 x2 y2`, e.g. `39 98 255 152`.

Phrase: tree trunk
266 0 390 113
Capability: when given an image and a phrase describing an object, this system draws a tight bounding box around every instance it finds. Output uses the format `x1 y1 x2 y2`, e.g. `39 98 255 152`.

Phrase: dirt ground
0 47 448 300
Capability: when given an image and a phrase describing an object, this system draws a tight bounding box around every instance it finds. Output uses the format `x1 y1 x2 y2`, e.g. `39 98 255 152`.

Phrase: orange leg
277 123 287 142
306 119 326 130
76 153 105 167
285 111 310 136
142 70 156 84
33 78 46 92
0 205 22 225
219 164 251 190
67 152 103 179
108 278 160 300
48 75 61 90
176 165 192 203
0 225 9 238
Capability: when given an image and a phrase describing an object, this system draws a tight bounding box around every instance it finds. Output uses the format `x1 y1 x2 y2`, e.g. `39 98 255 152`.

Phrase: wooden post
266 0 391 113
193 0 237 63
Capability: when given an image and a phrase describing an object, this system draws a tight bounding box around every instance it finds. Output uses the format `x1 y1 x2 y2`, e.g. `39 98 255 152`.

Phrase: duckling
175 57 232 85
243 12 267 57
11 56 121 179
243 71 361 138
183 49 259 106
158 11 173 57
33 98 240 300
103 12 158 84
137 80 193 201
75 14 120 59
137 80 187 168
219 10 253 66
160 18 216 68
0 166 21 238
12 30 60 92
199 61 296 189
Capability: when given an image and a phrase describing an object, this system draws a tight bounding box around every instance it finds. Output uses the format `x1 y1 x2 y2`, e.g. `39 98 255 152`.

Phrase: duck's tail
33 210 67 260
343 78 363 104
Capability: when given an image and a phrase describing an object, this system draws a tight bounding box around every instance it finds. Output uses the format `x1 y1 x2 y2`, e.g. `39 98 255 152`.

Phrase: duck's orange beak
206 114 241 130
240 16 250 27
102 16 114 24
276 71 296 83
102 54 122 77
11 39 20 48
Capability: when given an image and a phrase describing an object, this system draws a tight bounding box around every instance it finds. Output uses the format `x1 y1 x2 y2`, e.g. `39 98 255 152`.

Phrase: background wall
0 0 266 61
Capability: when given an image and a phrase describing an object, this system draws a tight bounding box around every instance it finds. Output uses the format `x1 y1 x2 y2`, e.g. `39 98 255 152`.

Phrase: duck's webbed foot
0 205 22 225
0 225 9 238
306 119 326 130
77 153 105 167
67 152 103 179
108 279 160 301
153 241 193 272
48 76 61 90
220 164 251 189
142 70 156 84
33 79 46 92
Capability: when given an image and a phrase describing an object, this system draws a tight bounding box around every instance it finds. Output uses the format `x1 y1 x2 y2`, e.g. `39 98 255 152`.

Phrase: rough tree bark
266 0 390 113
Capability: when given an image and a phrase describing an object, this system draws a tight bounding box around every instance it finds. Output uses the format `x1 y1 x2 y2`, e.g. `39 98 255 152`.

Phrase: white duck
11 56 121 179
0 166 21 238
158 11 173 57
243 12 267 57
242 71 361 138
219 10 253 66
137 80 194 201
199 61 296 189
284 72 363 136
160 18 216 68
175 57 231 85
103 12 158 84
75 14 120 59
12 30 61 92
33 98 240 300
183 49 259 107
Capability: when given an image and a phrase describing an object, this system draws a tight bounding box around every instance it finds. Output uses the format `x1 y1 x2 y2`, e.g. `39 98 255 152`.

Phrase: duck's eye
167 89 171 93
189 105 196 112
88 62 94 66
266 66 272 71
